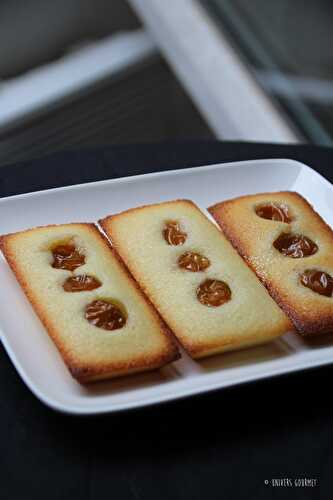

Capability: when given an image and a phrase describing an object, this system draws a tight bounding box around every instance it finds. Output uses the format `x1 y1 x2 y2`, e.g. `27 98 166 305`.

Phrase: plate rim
1 157 330 205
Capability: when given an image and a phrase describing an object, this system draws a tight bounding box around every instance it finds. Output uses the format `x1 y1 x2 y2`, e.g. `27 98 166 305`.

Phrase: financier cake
0 223 180 382
209 191 333 336
100 200 292 358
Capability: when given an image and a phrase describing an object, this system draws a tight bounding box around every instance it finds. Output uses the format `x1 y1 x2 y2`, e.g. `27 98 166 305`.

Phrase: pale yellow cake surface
209 191 333 335
100 201 292 358
0 223 179 382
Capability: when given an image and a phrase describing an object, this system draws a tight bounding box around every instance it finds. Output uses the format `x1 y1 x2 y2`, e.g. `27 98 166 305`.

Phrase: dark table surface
1 141 332 500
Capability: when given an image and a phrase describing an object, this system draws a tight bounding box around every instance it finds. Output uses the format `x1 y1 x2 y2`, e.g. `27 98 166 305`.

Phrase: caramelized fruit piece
85 300 126 330
273 233 318 258
178 251 210 272
63 274 101 292
300 270 333 297
256 203 291 223
163 221 187 246
52 244 85 271
197 279 231 307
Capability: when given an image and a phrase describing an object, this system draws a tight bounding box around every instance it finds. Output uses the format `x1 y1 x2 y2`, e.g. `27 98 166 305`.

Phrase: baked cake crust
209 191 333 336
100 200 292 359
0 223 180 383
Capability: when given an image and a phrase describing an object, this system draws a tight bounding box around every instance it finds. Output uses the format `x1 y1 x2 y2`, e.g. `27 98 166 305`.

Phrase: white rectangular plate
1 159 332 415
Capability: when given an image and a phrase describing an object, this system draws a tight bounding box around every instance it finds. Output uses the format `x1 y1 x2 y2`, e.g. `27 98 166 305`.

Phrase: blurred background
0 0 332 167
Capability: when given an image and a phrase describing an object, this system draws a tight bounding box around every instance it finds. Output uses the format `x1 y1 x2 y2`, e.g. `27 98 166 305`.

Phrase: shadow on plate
297 331 333 350
79 360 184 397
79 337 295 397
197 336 294 373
